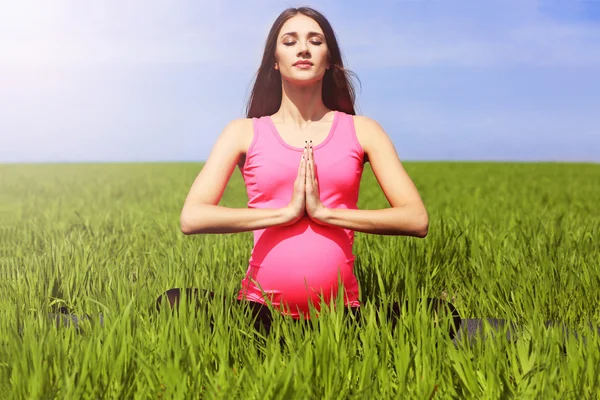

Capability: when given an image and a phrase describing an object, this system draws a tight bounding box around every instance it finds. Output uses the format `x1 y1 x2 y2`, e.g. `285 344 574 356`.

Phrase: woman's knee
385 298 461 339
237 300 274 335
155 288 215 311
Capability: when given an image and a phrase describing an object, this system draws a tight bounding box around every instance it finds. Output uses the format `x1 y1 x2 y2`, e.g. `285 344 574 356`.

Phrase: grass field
1 161 599 399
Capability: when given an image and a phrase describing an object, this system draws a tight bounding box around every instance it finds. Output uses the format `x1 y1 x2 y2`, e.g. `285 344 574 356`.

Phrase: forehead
279 14 324 37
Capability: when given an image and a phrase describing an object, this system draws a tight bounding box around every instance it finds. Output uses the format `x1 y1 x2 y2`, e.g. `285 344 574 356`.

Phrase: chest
237 115 368 170
272 121 333 149
246 149 364 206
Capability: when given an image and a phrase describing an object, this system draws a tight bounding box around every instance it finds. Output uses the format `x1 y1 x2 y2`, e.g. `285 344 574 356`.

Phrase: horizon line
1 159 599 166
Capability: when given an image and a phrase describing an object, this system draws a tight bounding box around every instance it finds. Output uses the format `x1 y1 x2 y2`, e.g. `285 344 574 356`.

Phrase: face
274 14 330 86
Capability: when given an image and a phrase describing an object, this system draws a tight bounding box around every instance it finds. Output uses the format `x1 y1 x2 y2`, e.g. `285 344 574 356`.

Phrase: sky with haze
1 0 599 163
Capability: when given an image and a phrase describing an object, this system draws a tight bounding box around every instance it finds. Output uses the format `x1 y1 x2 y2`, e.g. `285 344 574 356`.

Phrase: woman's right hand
283 146 307 226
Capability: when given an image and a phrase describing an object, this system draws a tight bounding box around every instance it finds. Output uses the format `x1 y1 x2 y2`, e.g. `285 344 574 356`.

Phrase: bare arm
182 205 294 234
180 119 296 235
312 116 428 238
316 207 427 237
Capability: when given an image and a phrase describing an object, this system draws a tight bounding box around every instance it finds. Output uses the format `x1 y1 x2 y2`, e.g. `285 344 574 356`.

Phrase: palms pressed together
288 140 327 225
304 141 326 221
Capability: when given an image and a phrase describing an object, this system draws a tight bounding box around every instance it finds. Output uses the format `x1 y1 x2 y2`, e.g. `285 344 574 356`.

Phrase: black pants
155 288 462 340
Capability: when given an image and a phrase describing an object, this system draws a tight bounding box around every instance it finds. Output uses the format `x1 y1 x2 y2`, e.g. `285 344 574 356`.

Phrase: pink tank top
236 110 364 319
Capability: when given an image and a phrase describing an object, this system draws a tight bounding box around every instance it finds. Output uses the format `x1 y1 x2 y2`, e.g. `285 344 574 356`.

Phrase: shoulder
220 117 254 152
351 115 391 155
351 114 384 131
223 117 254 132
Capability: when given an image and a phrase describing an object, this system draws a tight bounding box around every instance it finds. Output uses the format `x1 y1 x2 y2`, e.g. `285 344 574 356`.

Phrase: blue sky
0 0 598 163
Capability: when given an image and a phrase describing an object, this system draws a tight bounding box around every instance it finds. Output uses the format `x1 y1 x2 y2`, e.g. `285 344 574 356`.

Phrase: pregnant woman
158 6 459 337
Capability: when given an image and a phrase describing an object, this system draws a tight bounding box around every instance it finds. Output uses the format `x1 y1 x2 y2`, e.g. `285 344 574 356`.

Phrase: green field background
1 162 599 398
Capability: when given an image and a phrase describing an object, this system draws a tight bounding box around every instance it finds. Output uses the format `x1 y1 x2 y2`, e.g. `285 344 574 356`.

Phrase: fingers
303 146 309 182
300 141 317 191
297 147 305 182
307 141 314 183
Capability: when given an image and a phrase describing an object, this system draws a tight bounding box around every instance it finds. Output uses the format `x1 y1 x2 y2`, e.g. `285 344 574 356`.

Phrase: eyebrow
280 31 324 40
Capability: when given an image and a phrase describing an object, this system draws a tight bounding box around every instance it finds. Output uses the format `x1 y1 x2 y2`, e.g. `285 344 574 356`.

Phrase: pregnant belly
238 219 360 318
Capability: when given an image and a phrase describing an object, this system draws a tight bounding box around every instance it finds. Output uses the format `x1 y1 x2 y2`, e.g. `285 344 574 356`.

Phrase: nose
297 42 310 57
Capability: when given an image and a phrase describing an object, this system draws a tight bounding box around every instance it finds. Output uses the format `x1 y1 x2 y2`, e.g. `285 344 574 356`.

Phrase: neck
274 78 330 128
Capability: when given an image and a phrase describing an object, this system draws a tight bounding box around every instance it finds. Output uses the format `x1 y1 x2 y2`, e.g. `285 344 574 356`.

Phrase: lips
293 61 313 66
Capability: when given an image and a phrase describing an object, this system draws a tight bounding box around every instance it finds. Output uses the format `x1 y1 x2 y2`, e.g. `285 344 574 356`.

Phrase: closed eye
283 41 323 46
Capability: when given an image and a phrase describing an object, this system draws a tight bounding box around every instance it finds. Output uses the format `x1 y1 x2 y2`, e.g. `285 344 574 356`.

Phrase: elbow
180 214 192 235
415 209 429 238
180 209 200 235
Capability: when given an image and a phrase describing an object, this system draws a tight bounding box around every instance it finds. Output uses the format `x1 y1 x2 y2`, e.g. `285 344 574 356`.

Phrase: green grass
1 161 599 399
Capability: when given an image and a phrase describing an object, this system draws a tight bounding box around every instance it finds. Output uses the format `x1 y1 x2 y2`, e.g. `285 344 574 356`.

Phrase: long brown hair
245 7 360 118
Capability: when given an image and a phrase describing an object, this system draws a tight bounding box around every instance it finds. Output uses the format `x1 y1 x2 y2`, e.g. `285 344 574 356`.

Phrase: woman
158 7 458 337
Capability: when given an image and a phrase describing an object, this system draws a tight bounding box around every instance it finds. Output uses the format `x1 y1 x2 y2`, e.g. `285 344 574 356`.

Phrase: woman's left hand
305 141 328 223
